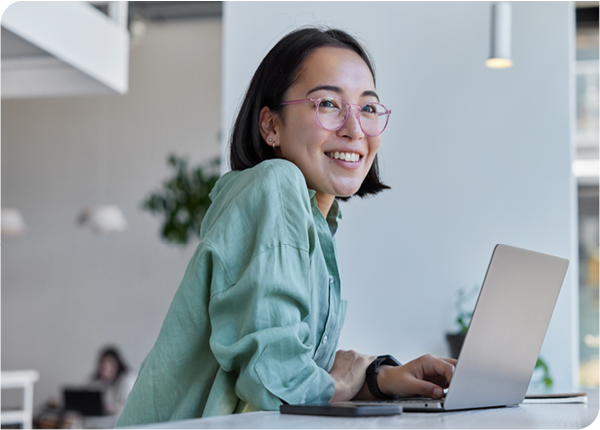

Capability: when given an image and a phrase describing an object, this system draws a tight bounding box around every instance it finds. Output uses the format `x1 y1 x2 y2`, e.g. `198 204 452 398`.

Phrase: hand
378 354 457 399
328 350 377 402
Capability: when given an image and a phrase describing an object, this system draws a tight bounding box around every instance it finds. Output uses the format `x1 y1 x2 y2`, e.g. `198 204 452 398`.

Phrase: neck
315 192 335 218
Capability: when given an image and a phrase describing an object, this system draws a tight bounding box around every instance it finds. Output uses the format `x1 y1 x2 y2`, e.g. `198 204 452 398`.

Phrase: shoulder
205 159 311 229
251 159 309 207
226 159 307 197
258 158 306 182
200 159 315 281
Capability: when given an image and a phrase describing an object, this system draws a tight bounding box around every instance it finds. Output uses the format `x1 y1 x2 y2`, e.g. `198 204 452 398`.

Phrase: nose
336 105 364 141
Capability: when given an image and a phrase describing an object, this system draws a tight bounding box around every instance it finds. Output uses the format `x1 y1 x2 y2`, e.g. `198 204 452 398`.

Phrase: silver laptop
352 244 569 411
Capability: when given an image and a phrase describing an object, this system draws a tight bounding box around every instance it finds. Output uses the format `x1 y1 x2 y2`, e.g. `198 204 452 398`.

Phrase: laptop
349 244 570 411
63 388 105 416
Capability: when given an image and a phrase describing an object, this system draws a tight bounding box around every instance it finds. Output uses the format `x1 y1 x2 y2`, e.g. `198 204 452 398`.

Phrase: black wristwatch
366 355 402 399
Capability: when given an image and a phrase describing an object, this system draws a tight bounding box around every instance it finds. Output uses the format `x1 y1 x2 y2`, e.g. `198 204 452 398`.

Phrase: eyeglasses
280 96 391 137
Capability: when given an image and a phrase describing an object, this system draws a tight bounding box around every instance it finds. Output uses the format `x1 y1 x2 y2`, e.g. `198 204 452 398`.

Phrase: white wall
1 19 222 408
222 2 578 392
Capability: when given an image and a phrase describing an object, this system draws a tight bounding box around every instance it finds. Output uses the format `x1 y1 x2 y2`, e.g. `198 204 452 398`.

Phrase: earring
268 138 273 142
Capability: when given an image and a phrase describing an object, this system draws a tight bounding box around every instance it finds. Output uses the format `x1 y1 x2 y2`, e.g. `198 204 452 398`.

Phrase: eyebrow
306 85 380 102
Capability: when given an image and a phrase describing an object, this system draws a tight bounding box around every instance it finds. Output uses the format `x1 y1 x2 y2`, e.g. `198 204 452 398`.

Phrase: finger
424 374 451 387
441 358 458 366
405 378 445 399
423 358 455 384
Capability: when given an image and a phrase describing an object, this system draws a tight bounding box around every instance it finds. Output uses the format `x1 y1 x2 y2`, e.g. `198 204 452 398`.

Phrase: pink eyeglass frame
280 96 391 137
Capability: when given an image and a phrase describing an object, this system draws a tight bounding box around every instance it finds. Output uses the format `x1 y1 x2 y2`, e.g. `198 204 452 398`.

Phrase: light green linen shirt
116 159 347 427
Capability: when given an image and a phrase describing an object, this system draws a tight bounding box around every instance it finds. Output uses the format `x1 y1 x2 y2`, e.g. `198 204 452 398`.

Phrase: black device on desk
280 403 402 417
63 388 104 416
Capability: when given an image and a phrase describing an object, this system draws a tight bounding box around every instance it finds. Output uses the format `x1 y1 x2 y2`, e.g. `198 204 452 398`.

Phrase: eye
361 103 378 114
319 98 340 109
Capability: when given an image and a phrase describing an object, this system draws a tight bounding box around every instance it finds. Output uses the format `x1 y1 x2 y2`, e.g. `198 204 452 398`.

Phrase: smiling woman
115 27 455 427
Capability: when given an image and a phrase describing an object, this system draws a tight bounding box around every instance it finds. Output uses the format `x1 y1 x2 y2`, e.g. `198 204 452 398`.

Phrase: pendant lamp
78 205 127 233
78 98 127 234
486 2 513 69
1 208 26 235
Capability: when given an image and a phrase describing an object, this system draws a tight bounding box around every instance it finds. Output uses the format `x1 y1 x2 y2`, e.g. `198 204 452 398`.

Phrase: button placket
313 274 335 365
322 274 334 346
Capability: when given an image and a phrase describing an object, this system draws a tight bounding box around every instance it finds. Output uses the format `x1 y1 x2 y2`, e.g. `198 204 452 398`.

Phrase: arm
208 244 336 410
328 353 457 402
328 350 376 402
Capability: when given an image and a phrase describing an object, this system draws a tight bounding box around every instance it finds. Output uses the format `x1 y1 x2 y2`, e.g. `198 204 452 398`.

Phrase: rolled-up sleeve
208 243 335 411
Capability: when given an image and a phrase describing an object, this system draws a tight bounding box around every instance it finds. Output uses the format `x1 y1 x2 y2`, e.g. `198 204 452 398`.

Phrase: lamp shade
78 205 127 234
1 208 26 235
486 2 513 69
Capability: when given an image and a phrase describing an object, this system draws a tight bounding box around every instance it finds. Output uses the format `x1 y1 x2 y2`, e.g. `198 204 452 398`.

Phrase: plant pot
446 333 466 359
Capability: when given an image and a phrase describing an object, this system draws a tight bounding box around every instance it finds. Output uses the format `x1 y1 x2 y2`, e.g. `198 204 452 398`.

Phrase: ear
259 106 280 146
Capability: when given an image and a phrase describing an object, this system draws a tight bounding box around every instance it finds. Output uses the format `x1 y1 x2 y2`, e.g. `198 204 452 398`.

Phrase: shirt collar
308 189 343 236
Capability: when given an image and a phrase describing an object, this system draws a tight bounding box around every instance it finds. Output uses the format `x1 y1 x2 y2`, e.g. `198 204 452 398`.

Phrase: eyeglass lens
316 97 389 136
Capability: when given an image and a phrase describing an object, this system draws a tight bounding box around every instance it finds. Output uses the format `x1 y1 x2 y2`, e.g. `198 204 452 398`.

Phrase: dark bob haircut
94 346 128 382
229 27 390 200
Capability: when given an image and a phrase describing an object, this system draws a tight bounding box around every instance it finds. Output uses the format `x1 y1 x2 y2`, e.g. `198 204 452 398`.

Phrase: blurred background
1 1 598 428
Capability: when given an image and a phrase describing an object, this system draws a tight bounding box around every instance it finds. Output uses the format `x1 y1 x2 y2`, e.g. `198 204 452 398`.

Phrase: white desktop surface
127 390 598 429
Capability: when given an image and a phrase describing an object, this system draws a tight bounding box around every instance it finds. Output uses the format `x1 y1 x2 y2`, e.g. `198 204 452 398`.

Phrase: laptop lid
443 244 569 410
63 388 104 416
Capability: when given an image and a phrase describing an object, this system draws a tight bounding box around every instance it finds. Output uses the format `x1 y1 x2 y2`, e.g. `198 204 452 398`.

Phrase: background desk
129 390 598 429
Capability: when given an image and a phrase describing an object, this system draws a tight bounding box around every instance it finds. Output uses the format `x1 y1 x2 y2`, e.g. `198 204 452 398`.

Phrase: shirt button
322 335 328 344
329 276 334 284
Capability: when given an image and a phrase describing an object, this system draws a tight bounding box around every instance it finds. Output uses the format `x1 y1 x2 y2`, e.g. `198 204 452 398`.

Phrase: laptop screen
63 388 104 416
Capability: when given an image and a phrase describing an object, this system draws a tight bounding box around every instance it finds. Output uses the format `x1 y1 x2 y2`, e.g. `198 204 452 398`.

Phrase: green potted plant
446 285 478 359
447 285 554 388
531 357 554 390
141 154 220 245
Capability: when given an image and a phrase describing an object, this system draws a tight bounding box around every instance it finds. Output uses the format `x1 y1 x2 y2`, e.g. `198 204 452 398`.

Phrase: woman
116 27 455 427
88 346 135 416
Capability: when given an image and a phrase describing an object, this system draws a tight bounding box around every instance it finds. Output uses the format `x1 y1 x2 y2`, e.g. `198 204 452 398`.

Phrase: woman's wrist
331 375 353 402
376 364 394 397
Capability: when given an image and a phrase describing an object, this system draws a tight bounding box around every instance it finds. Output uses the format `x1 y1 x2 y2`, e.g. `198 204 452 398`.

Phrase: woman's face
100 355 119 383
265 47 382 212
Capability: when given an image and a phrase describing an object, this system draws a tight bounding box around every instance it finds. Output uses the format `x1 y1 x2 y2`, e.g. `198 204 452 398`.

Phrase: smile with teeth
326 152 361 162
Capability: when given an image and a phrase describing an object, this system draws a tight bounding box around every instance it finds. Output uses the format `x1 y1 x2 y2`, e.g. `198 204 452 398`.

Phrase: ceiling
1 26 49 58
91 1 222 22
2 2 596 60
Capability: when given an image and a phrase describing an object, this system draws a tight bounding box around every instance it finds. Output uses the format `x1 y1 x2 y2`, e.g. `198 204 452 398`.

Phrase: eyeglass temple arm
280 98 317 106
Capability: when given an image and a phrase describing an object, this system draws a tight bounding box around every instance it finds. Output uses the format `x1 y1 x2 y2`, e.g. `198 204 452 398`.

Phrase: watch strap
366 355 402 399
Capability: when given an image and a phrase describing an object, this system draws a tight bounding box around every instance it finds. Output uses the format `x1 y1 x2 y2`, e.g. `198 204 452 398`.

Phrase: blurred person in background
87 346 135 416
33 346 135 429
